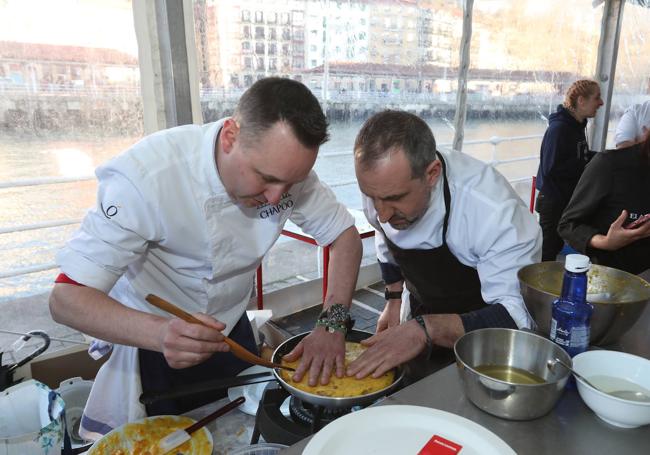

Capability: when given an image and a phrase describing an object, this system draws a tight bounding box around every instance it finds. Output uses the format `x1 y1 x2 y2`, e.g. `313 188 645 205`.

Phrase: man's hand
347 319 427 379
590 210 650 251
376 299 402 333
281 327 346 386
158 313 230 369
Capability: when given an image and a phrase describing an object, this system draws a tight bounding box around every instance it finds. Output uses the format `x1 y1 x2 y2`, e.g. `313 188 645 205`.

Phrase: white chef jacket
614 101 650 146
56 119 354 439
363 150 542 329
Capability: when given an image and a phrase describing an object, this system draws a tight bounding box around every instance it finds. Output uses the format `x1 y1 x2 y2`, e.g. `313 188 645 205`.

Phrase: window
269 27 277 40
255 26 265 39
255 11 264 23
255 42 265 55
242 10 251 22
609 2 650 148
1 0 143 308
257 57 265 70
292 11 304 25
243 25 251 39
242 41 251 52
268 43 277 55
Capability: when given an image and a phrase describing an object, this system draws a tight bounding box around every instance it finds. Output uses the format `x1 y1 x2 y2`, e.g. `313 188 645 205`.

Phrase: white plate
303 405 515 455
227 365 290 417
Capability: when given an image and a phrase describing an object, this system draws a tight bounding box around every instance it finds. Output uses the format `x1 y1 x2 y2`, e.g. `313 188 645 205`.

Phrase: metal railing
0 133 542 279
0 83 140 97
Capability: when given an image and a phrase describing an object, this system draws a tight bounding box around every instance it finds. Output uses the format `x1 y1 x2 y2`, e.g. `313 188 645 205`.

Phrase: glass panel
464 0 603 201
609 2 650 149
0 0 142 302
194 0 463 292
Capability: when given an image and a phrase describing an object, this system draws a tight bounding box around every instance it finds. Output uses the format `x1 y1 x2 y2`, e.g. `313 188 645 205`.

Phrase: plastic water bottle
549 254 594 357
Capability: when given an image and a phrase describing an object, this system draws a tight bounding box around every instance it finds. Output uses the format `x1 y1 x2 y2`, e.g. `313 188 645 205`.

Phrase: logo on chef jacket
101 202 120 219
257 192 294 219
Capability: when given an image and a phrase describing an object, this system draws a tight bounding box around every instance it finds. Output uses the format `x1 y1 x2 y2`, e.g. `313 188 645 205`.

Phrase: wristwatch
316 303 353 334
384 288 402 300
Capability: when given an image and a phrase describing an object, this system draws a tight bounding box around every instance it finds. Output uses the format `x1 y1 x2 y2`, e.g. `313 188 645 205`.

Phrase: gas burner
288 396 351 428
250 383 356 447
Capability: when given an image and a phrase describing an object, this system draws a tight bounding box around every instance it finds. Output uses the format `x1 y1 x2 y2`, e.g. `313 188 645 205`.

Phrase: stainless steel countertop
281 303 650 454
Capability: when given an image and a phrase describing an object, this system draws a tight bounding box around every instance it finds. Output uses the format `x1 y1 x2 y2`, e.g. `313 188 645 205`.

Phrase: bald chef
49 78 362 439
347 110 541 381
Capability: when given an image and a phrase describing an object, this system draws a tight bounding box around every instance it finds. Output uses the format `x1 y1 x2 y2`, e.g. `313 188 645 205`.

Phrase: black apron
383 152 487 317
138 312 257 416
381 152 487 381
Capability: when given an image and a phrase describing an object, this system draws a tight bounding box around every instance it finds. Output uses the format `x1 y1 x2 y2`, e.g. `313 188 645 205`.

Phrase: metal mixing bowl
518 262 650 346
454 328 571 420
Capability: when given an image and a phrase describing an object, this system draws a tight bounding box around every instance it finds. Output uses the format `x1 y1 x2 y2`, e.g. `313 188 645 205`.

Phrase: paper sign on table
417 435 463 455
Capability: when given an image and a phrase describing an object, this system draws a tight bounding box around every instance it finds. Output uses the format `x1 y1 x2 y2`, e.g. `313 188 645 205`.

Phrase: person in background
347 110 541 381
535 79 603 261
49 78 362 439
614 100 650 149
558 128 650 275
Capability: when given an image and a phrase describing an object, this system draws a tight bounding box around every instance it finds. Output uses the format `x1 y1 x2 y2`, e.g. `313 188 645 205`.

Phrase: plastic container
56 377 94 446
550 254 594 357
0 379 66 455
229 443 288 455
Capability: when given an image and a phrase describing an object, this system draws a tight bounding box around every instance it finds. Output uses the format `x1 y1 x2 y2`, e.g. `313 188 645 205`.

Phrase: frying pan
271 329 404 409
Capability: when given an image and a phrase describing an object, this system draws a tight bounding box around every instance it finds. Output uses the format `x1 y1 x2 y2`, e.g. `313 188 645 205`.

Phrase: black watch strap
384 289 402 300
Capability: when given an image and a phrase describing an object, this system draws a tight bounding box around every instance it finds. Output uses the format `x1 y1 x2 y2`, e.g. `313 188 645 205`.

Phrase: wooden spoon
145 294 294 372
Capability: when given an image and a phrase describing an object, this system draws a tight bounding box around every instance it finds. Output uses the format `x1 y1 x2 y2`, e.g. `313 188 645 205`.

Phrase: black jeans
138 312 258 416
536 192 566 262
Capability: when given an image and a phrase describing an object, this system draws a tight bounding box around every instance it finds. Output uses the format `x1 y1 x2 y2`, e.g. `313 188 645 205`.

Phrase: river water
0 118 547 302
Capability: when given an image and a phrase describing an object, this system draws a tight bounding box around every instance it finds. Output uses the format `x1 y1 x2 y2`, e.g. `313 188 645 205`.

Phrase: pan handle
8 330 51 373
139 371 276 405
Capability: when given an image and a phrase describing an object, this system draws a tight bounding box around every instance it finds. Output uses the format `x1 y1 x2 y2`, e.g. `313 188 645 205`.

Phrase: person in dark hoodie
558 129 650 275
535 79 603 261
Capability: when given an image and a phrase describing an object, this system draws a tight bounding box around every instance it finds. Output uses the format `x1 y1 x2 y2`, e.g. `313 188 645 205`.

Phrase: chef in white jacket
49 78 362 439
346 110 541 381
614 100 650 148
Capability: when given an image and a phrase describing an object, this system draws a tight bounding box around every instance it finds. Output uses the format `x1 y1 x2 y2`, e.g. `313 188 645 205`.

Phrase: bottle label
570 326 590 350
550 319 556 340
550 318 571 347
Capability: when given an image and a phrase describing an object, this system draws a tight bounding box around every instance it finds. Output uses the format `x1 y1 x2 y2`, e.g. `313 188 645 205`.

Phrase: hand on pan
347 319 427 379
282 327 346 386
159 313 229 369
